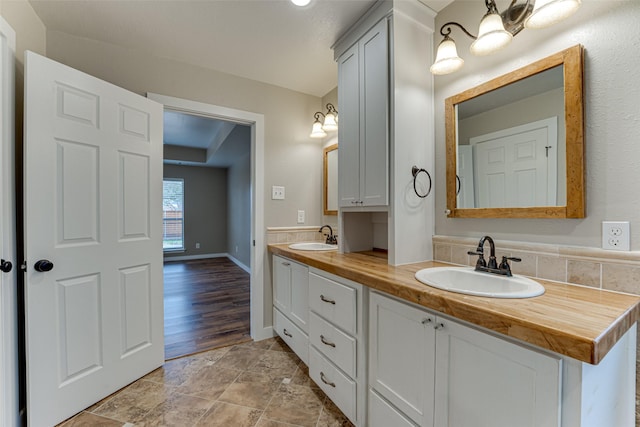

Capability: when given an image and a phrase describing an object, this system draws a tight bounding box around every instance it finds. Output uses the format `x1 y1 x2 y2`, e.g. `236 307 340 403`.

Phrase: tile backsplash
266 226 331 245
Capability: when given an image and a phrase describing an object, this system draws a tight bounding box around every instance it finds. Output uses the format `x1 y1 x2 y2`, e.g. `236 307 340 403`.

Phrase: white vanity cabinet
272 255 309 364
337 17 389 208
369 291 562 427
307 269 367 426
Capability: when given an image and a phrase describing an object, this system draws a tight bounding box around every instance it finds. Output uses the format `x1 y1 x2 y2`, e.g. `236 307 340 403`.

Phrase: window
163 179 184 251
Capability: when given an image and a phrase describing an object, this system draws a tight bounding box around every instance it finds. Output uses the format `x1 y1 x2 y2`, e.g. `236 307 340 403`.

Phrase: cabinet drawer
309 272 357 334
309 312 356 378
309 346 357 423
274 308 308 365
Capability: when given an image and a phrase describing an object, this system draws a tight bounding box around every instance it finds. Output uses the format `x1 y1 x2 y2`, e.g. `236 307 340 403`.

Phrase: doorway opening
147 93 268 360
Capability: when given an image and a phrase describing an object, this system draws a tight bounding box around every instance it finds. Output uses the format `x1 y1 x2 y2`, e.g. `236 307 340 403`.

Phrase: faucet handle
467 251 487 268
503 256 521 263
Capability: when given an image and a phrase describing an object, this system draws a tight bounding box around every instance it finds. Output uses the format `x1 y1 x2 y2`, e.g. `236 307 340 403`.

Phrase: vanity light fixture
290 0 311 6
309 103 339 139
430 0 581 75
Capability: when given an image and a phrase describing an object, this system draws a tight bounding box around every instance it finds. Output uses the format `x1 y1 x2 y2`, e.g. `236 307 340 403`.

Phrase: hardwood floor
164 257 251 360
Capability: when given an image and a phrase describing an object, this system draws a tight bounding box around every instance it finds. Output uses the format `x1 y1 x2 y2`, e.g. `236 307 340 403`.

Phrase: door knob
34 259 54 272
0 259 12 273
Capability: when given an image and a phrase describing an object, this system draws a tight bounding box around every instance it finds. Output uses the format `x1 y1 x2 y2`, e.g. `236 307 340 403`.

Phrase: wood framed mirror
445 44 584 218
324 144 338 215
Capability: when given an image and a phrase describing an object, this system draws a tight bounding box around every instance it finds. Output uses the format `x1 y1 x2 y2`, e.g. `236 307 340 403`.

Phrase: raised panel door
434 318 562 427
369 292 435 426
338 42 360 207
272 255 292 314
360 18 389 207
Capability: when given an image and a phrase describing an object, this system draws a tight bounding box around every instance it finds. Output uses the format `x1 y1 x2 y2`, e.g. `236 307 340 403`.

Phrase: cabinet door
338 42 360 207
360 18 388 206
434 318 562 427
272 255 291 314
369 389 418 427
289 261 309 332
369 292 435 427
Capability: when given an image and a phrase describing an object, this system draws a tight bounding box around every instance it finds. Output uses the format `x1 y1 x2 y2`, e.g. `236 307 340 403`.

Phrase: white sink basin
415 266 544 298
288 242 338 251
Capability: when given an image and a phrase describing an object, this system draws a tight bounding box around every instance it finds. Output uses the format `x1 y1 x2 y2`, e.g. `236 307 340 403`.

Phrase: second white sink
288 242 338 251
415 266 544 298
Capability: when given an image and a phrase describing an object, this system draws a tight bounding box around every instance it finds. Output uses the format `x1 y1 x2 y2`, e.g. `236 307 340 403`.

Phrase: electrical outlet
297 210 305 224
271 186 285 200
195 242 200 249
602 221 630 251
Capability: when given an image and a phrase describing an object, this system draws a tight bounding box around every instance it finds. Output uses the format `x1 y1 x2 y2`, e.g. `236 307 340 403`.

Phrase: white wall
434 1 640 250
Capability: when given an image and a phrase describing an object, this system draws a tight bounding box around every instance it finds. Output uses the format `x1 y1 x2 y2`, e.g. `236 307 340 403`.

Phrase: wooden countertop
269 244 640 365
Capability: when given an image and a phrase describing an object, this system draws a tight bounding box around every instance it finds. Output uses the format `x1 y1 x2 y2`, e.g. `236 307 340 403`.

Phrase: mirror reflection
446 45 584 219
456 65 565 209
324 144 338 215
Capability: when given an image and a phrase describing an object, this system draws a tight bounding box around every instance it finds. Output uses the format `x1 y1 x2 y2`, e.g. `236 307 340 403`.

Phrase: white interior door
0 16 19 427
24 51 164 427
456 145 475 208
472 117 557 208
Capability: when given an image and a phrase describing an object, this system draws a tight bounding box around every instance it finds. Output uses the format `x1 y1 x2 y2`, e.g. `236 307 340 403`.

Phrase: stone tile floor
59 337 354 426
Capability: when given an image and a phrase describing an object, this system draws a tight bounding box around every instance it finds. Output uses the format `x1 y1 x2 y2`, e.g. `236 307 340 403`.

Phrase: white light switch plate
272 186 285 200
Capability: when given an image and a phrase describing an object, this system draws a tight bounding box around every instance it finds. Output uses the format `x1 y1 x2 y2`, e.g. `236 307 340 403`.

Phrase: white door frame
147 93 271 341
0 16 18 427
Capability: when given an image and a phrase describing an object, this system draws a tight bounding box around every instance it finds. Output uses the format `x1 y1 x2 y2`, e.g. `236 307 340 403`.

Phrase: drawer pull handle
422 318 432 325
320 295 336 305
434 322 445 330
320 335 336 348
283 328 293 338
282 262 291 266
320 372 336 388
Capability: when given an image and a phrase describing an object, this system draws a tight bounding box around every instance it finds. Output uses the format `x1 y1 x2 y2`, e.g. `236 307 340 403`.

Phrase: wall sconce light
430 0 580 75
310 103 339 139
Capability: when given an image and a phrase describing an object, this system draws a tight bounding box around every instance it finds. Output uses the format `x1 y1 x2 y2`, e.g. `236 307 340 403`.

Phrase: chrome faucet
467 235 520 277
319 225 337 245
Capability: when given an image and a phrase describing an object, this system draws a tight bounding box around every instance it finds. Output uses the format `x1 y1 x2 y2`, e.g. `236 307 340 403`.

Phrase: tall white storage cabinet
334 0 436 264
337 18 389 208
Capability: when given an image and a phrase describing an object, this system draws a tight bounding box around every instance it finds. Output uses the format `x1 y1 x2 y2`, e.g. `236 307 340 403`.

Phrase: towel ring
411 166 432 199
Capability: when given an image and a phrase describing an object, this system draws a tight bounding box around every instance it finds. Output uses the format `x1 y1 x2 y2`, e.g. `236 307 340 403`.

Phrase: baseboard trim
252 326 275 342
163 253 227 262
227 254 250 273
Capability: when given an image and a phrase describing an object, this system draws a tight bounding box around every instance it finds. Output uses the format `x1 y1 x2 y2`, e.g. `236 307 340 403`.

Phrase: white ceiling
29 0 453 166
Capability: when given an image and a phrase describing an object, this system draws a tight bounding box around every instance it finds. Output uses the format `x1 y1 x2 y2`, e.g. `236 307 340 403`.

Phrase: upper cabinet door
359 19 389 207
338 43 360 207
337 18 389 208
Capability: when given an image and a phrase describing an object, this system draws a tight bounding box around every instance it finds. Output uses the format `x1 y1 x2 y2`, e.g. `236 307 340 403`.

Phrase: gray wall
434 1 640 250
227 127 251 269
163 164 227 259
